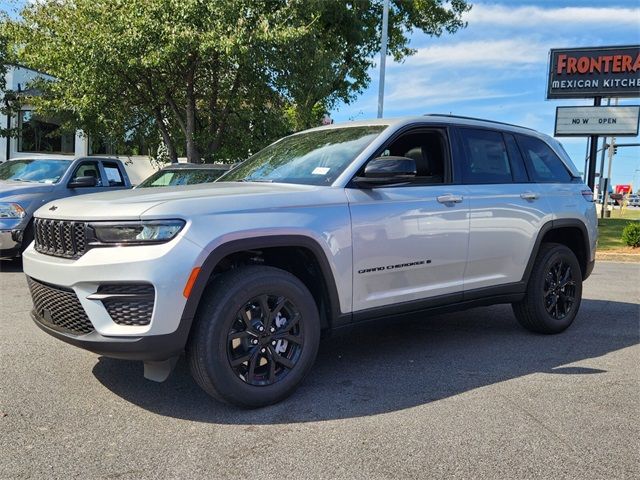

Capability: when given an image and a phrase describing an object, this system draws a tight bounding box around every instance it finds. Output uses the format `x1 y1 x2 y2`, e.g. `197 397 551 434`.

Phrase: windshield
0 159 71 184
219 126 386 185
138 168 227 188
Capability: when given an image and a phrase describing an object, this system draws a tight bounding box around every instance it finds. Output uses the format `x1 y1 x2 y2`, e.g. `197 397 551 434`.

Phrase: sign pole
598 98 612 197
586 96 601 190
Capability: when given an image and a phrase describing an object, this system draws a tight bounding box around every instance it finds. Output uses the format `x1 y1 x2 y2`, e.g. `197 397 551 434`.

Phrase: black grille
27 277 94 335
98 284 155 326
34 218 86 259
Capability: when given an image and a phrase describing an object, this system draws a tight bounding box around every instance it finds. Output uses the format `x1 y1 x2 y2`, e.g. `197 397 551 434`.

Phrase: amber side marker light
183 267 201 298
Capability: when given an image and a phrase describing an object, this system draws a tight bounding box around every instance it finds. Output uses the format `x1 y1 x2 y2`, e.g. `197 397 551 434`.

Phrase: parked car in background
0 157 131 258
626 194 639 207
137 163 231 188
597 193 615 205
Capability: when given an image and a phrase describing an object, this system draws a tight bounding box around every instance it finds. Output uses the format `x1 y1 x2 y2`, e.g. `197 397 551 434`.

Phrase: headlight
0 202 26 219
89 220 185 244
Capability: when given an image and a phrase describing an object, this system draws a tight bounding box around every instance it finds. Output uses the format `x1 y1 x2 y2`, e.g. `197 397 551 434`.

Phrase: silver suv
23 115 597 407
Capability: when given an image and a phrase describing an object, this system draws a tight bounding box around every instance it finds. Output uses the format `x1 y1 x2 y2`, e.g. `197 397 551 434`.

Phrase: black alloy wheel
543 259 576 320
512 242 583 334
187 265 320 408
227 295 304 386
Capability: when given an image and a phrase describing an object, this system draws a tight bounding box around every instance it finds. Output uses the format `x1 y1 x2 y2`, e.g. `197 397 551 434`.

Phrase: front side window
219 126 387 186
370 129 447 184
459 128 512 184
18 110 75 154
0 159 70 183
516 135 572 183
71 162 103 186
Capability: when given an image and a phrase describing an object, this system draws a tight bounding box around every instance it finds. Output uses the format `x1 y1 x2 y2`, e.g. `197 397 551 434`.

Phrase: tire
186 265 321 408
512 242 583 334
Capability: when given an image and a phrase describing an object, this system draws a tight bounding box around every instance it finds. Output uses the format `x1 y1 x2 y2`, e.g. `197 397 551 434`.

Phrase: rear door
515 134 581 220
347 126 469 312
456 127 553 292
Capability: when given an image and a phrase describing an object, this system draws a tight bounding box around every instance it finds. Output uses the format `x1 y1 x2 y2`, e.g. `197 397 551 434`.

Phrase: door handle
437 194 463 204
520 192 539 201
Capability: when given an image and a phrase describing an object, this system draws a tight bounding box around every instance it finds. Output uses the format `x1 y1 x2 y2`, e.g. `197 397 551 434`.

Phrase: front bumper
0 229 20 251
23 232 205 359
31 310 191 361
0 217 29 255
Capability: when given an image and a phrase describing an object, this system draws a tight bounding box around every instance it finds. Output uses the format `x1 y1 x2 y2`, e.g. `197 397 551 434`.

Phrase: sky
2 0 639 186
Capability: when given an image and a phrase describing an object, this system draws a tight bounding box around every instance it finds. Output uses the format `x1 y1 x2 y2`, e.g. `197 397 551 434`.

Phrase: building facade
1 64 157 183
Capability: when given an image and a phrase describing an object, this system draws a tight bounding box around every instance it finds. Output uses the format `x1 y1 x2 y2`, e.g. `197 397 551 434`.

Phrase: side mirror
68 175 97 188
353 156 416 187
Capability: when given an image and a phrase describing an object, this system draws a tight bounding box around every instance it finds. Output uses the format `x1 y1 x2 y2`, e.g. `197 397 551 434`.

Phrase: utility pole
602 136 617 218
582 140 590 183
377 0 390 119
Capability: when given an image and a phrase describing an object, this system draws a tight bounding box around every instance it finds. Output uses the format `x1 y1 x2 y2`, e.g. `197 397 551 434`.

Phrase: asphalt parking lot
0 260 638 479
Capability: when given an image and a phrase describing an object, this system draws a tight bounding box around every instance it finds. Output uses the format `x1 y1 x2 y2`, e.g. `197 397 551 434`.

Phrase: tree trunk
207 71 241 157
185 64 200 163
154 108 178 163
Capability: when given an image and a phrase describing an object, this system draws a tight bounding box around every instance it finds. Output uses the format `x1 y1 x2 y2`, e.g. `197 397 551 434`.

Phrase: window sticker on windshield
312 167 330 175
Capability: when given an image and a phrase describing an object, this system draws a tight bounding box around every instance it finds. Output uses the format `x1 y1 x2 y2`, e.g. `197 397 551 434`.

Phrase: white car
23 115 597 407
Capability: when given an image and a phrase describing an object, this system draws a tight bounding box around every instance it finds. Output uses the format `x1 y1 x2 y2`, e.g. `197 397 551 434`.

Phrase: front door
68 161 106 196
347 127 469 313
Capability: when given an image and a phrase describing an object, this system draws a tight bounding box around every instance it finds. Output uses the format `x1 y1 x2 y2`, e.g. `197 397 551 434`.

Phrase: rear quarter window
516 135 572 183
103 162 125 187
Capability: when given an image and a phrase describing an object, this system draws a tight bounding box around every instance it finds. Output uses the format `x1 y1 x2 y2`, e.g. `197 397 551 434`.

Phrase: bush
621 222 640 248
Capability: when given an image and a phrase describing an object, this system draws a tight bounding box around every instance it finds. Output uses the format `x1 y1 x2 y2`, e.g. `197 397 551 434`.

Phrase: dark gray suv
0 156 131 258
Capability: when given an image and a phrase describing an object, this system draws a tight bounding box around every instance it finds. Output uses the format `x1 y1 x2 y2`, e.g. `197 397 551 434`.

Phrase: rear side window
103 162 125 187
458 128 512 184
516 135 572 183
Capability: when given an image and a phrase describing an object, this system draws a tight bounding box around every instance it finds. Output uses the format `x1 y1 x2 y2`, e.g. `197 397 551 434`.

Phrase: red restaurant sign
547 45 640 99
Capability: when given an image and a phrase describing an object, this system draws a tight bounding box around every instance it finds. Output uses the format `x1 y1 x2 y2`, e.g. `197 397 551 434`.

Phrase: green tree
0 19 19 139
0 33 7 93
7 0 470 162
275 0 471 130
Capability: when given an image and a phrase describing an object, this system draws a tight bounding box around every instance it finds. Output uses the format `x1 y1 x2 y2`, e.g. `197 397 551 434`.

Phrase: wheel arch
523 219 592 283
181 235 346 333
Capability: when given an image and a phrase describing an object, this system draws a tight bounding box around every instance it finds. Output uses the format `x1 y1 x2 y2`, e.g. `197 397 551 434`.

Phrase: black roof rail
423 113 536 131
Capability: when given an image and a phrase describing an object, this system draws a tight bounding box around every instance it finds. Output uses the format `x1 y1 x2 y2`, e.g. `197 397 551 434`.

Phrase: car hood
0 180 56 199
34 182 325 220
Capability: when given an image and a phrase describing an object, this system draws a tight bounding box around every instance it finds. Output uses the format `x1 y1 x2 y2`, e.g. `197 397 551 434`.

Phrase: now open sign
554 105 640 137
